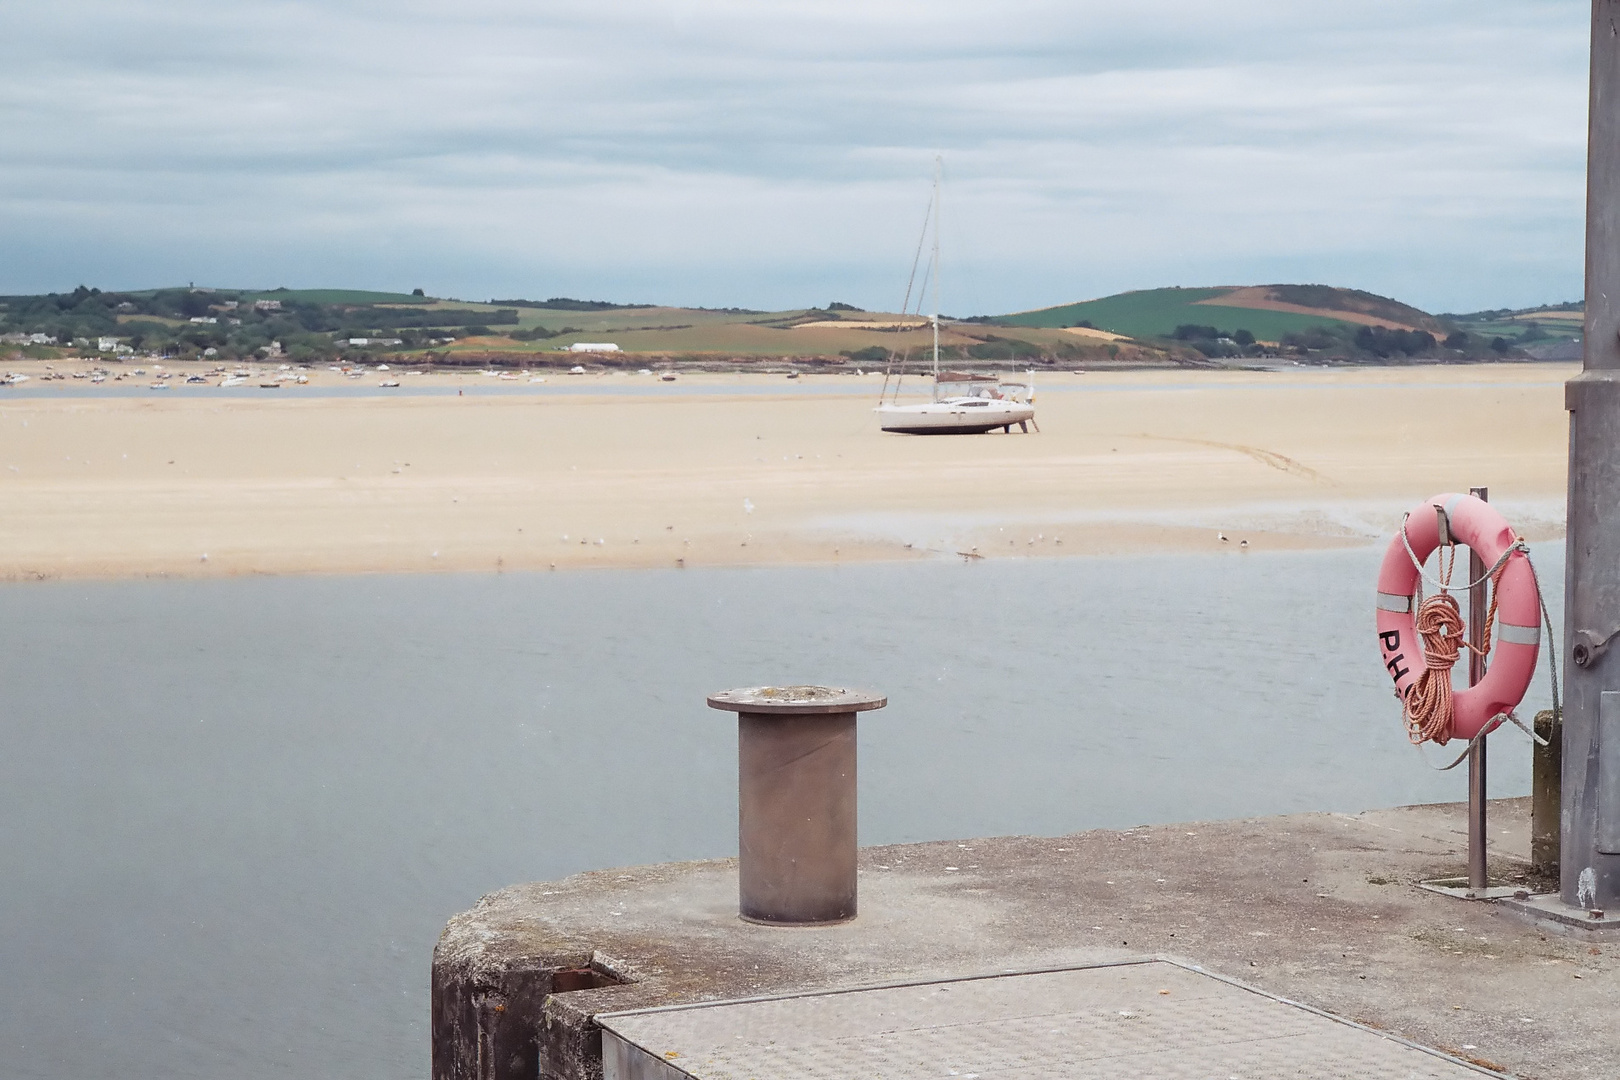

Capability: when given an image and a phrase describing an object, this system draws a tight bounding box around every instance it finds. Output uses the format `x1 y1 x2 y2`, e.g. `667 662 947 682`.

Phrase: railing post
1467 486 1489 894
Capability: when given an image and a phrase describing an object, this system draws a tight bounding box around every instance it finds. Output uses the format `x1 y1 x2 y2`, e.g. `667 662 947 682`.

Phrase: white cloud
0 0 1590 312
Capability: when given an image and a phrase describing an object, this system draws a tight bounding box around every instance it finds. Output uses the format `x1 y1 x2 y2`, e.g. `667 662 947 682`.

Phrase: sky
0 0 1591 315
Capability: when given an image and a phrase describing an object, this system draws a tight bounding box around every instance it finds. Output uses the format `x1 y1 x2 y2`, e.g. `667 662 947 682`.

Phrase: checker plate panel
598 960 1491 1079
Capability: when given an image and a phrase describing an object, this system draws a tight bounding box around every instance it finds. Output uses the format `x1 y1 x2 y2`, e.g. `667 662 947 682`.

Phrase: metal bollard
1532 708 1562 876
707 686 886 925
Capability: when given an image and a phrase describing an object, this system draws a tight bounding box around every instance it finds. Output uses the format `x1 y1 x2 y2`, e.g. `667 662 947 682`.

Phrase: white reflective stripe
1498 622 1540 646
1377 592 1412 613
1444 493 1465 520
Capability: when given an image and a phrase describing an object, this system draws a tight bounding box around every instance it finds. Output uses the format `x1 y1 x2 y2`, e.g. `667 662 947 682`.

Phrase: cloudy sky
0 1 1590 314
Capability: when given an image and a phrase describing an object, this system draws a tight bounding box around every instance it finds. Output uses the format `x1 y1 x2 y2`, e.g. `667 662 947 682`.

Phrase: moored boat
875 160 1038 436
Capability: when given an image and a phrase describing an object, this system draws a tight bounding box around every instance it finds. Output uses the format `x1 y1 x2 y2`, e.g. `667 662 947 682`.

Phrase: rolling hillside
2 281 1579 366
998 285 1442 342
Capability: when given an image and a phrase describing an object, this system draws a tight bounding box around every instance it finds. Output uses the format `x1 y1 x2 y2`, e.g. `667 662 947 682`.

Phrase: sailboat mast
930 156 941 397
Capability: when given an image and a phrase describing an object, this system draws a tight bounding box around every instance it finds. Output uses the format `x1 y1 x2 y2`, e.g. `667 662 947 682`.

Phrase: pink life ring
1375 493 1541 742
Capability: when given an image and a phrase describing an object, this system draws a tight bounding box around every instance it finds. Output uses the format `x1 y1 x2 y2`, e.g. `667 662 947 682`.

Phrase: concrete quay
432 797 1620 1080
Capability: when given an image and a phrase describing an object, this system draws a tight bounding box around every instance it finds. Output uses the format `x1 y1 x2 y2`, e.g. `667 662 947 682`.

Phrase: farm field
1446 305 1583 345
448 309 1095 360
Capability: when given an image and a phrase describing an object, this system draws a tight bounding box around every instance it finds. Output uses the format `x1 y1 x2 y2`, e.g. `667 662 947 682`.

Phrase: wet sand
0 364 1573 579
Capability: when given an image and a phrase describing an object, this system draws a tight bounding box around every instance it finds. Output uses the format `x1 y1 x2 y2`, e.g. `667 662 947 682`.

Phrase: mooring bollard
1532 708 1562 876
707 685 886 925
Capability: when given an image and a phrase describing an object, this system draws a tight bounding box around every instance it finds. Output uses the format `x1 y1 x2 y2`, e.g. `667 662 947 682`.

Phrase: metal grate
598 960 1495 1079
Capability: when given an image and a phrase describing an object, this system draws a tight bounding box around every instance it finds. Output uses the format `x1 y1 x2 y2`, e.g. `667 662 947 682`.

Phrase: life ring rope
1390 512 1561 770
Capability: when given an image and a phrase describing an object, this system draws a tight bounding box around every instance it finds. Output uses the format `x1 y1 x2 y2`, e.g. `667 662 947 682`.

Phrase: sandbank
0 363 1574 580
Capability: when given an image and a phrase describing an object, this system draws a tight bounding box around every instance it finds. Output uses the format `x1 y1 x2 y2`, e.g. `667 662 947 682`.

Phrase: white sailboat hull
877 398 1035 435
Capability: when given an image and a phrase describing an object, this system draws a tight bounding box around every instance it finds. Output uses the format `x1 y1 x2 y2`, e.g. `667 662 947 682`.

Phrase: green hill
997 285 1437 342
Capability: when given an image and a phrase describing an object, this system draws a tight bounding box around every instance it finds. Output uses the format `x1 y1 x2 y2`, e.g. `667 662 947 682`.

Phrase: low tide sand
0 363 1573 580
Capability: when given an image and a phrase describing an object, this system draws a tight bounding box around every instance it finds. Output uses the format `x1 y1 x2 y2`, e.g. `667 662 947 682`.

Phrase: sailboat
876 160 1037 436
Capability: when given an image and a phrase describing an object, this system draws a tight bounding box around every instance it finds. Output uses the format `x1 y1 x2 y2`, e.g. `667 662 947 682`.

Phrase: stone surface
432 798 1620 1080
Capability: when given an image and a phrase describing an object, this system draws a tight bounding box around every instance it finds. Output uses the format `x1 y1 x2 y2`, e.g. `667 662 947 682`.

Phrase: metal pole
1563 0 1620 913
1532 708 1562 876
1468 486 1489 894
707 686 886 925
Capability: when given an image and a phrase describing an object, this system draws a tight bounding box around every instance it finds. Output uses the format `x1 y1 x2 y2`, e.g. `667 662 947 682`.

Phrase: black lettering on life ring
1379 630 1401 652
1385 653 1410 682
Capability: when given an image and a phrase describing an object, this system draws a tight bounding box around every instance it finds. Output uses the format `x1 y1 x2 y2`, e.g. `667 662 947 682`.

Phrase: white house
569 342 621 353
97 337 120 351
189 316 217 324
254 300 282 311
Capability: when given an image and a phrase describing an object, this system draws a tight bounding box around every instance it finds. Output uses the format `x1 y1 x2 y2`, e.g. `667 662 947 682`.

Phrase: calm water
0 548 1562 1079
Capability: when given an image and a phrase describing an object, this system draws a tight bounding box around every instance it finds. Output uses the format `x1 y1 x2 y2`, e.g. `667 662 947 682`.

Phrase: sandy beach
0 363 1573 580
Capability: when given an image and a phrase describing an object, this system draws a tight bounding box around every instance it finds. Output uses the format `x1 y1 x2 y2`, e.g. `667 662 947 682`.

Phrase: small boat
568 365 587 375
379 379 401 387
219 376 246 387
875 159 1036 436
185 375 207 384
259 382 280 389
149 382 169 390
878 372 1036 435
660 372 677 382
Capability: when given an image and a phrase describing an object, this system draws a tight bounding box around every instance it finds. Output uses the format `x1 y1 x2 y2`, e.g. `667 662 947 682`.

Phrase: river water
0 547 1562 1079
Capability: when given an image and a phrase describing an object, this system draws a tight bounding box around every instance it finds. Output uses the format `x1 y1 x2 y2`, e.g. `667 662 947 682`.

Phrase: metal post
1564 0 1620 913
1532 708 1563 876
707 686 886 925
1467 486 1489 893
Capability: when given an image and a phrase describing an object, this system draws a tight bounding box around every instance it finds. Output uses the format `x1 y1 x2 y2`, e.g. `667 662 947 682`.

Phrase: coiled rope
1403 549 1505 745
1395 513 1559 769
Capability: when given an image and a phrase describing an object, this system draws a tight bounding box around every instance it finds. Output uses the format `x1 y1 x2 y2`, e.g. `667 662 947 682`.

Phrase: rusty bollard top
706 685 887 716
